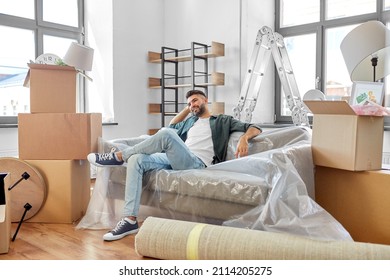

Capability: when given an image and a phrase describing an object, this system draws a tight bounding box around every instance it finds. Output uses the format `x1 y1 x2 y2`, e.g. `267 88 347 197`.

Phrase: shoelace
112 219 127 233
97 152 114 161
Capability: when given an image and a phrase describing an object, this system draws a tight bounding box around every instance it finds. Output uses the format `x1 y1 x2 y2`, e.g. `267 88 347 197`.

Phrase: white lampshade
340 21 390 82
63 42 94 71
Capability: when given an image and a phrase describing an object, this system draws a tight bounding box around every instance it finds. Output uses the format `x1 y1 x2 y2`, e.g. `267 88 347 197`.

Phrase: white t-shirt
185 117 214 166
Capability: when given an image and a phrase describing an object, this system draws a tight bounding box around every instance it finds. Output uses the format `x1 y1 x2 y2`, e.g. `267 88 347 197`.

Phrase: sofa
77 126 352 242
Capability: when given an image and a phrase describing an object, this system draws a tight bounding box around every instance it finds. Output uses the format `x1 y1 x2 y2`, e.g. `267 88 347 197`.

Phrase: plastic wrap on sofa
76 126 352 241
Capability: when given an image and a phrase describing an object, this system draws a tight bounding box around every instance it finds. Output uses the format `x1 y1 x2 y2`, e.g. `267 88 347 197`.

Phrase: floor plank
0 222 151 260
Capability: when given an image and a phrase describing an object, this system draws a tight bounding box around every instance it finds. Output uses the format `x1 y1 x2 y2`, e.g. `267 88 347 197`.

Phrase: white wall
106 0 164 139
84 0 114 123
162 0 242 111
101 0 274 140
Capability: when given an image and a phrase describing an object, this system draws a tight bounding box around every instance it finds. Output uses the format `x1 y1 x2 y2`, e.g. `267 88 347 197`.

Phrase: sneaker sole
103 228 139 241
89 162 103 167
87 158 123 168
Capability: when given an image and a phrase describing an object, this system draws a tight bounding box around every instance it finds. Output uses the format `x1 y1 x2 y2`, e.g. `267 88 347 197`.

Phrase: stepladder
233 26 309 126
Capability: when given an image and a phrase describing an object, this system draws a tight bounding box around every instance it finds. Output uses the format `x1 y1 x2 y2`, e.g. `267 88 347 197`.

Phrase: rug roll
135 217 390 260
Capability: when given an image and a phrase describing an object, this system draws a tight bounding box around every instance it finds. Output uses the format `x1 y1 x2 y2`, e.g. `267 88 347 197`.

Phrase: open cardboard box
24 63 77 113
304 100 384 171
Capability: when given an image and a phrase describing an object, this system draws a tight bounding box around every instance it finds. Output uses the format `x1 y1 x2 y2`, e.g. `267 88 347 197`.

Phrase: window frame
0 0 84 125
275 0 390 125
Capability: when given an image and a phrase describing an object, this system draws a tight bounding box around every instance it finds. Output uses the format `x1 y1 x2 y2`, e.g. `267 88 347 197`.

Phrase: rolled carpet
135 217 390 260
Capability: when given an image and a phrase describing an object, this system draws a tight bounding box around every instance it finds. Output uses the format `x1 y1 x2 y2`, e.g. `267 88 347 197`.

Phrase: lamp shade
63 42 94 71
340 21 390 82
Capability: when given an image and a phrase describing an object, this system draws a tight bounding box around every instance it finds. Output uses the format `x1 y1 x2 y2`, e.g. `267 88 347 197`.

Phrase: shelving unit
148 41 225 133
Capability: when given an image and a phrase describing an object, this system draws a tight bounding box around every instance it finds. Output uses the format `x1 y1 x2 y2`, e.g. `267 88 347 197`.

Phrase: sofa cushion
143 169 270 206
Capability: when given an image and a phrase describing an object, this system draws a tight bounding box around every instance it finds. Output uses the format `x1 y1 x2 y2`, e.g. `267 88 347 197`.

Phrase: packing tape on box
135 217 390 260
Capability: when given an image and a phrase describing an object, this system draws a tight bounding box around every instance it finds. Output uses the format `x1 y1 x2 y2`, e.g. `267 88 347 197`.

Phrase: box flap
27 63 76 72
304 100 356 115
23 69 30 88
24 63 76 88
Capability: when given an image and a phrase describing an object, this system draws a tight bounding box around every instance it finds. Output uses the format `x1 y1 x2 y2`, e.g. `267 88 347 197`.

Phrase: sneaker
87 151 123 167
103 218 139 241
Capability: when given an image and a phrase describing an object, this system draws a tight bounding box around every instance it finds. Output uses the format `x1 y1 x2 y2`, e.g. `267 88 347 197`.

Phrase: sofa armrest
226 126 311 160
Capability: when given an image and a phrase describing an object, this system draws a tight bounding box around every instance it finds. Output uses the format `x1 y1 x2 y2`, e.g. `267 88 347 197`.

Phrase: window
42 0 79 27
275 0 390 124
326 0 376 19
282 33 316 116
0 26 34 118
0 0 84 125
280 0 320 27
0 0 35 19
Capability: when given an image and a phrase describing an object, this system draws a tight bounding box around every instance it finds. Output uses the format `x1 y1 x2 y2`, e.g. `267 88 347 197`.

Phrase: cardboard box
26 160 91 223
315 166 390 245
18 113 102 160
0 173 11 254
304 100 384 171
25 63 77 113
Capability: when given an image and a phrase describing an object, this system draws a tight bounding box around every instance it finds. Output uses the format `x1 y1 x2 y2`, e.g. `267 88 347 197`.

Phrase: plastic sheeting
76 126 352 241
212 147 351 241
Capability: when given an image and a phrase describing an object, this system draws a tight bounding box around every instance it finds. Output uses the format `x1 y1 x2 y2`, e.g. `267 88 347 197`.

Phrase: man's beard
192 103 206 117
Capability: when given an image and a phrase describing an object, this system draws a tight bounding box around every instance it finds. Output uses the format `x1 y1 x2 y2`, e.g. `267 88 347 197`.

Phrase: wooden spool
0 158 47 222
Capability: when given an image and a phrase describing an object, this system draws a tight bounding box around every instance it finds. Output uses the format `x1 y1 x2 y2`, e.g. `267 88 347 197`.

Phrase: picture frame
350 81 384 106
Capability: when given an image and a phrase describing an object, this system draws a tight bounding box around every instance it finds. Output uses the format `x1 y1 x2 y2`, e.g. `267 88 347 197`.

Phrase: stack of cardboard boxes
18 63 102 223
305 100 390 244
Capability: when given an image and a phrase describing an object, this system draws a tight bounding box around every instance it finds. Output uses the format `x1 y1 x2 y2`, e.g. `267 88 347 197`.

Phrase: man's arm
234 126 261 158
169 106 191 125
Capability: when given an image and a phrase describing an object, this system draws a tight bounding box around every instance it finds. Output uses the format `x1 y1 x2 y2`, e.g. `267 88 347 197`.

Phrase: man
88 89 262 241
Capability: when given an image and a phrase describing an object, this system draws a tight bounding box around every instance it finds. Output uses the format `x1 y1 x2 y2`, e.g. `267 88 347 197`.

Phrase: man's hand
169 106 191 125
234 126 261 158
235 136 249 158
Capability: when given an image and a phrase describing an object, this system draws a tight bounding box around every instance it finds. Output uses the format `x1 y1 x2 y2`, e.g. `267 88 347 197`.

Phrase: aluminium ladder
233 26 309 126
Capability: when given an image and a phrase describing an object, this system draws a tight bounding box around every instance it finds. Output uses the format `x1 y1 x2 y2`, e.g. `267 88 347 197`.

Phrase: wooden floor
1 178 153 260
0 222 152 260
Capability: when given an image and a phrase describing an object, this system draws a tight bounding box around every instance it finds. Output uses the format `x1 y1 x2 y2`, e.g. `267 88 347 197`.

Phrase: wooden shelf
148 41 224 129
209 72 225 86
148 103 179 115
148 77 161 89
148 103 162 114
148 72 224 89
147 51 161 63
148 42 225 63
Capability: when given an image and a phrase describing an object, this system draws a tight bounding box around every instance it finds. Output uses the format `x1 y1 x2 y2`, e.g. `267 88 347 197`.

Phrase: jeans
120 128 206 217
